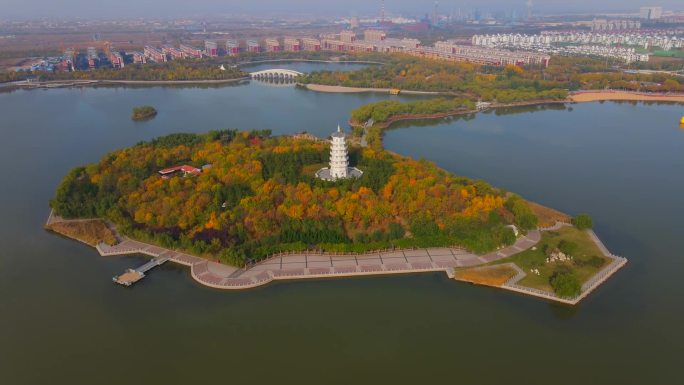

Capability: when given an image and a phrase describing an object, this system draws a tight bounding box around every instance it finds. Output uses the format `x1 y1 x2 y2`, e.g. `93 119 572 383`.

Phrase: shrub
558 240 578 255
505 195 539 230
550 270 582 298
574 255 605 268
410 215 440 237
371 230 386 242
354 232 369 244
588 255 605 268
572 214 593 230
388 222 406 240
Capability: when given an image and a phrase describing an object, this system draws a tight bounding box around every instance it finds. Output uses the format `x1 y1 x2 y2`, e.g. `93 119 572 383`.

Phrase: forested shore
299 54 684 99
50 130 540 266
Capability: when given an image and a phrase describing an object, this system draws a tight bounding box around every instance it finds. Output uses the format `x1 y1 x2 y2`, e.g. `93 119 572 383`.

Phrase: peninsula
47 128 625 304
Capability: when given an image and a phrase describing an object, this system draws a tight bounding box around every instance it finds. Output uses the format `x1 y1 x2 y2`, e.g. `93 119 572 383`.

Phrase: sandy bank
570 91 684 103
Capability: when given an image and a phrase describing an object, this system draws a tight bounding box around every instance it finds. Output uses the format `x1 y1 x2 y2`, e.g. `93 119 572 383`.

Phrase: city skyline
1 0 683 19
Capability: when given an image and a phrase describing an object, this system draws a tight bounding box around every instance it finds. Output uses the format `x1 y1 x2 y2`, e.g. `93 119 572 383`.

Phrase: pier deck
112 254 173 286
113 270 144 286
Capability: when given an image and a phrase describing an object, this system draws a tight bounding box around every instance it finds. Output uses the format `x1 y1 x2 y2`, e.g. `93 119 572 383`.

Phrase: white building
315 125 363 181
640 6 663 20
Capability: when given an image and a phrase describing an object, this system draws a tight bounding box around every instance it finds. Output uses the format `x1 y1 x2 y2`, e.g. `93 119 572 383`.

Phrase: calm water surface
0 68 683 384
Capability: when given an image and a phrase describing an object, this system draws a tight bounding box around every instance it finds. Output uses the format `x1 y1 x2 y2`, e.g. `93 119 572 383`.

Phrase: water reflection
385 104 572 132
548 302 580 320
489 103 569 116
2 80 684 383
250 78 298 87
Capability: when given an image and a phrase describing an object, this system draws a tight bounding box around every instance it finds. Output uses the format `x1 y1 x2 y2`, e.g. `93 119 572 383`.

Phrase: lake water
0 63 683 384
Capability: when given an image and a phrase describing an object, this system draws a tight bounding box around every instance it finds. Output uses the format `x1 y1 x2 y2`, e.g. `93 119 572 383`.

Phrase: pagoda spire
315 124 363 181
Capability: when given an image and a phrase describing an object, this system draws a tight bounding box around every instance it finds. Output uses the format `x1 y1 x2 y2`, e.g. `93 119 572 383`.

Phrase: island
46 127 626 303
131 105 158 121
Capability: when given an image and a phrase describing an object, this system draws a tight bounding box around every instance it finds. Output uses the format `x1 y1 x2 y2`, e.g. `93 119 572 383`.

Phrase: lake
0 63 682 384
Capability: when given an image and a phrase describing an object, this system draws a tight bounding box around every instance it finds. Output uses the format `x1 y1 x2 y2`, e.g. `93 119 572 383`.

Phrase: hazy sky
0 0 681 19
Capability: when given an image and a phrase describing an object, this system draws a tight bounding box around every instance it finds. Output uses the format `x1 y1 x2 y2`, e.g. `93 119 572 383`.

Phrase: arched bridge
249 68 303 80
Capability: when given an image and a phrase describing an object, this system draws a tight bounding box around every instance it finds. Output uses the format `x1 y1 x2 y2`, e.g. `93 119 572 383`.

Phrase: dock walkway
109 245 171 286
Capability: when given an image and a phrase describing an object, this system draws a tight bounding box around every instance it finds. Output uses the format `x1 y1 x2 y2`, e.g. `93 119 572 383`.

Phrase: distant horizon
1 0 683 20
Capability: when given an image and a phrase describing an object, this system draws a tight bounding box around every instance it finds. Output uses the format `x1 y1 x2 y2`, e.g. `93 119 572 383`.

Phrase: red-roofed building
159 165 202 179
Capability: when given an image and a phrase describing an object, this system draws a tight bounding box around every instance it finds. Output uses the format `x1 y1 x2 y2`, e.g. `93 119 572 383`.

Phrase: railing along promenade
46 209 625 304
501 223 627 305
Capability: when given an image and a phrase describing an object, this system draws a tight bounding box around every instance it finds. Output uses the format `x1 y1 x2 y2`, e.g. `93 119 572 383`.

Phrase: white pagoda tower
329 125 349 179
315 125 363 181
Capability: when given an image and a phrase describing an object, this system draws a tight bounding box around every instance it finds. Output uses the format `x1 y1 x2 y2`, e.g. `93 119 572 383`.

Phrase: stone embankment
500 223 627 305
95 227 541 291
48 210 625 304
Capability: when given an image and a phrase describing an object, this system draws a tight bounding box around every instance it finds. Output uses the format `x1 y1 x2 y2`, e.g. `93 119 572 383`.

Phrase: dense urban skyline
1 0 683 19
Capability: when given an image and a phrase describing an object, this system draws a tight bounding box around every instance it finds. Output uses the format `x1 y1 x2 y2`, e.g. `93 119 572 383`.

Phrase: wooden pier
113 254 173 286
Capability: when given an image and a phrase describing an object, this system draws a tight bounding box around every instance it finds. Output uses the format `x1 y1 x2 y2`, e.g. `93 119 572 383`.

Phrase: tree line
300 53 684 100
350 98 476 125
50 130 541 266
2 60 247 83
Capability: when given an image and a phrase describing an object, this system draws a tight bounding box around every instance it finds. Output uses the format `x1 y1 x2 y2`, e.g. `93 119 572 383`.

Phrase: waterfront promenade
95 230 541 290
47 211 625 304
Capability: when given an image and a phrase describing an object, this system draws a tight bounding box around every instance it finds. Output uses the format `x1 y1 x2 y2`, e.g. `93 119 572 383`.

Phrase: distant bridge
249 68 303 80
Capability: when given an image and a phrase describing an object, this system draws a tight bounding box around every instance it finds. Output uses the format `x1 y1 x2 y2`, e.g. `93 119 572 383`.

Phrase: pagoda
315 125 363 181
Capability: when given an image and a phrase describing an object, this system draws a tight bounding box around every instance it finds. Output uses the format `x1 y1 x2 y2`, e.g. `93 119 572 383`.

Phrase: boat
680 116 684 125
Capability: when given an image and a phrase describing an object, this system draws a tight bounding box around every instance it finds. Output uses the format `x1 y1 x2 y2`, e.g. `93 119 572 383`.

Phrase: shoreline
348 99 568 129
238 58 385 67
6 77 251 90
100 77 250 85
342 90 684 129
303 83 444 95
46 210 624 305
305 83 684 104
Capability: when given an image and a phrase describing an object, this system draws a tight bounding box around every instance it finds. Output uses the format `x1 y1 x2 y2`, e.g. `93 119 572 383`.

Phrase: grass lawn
47 220 118 246
493 226 610 292
455 265 517 287
525 200 570 228
651 49 684 58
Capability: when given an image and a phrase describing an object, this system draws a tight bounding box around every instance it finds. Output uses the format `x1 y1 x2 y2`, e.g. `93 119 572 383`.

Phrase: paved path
49 211 624 304
499 224 627 305
93 228 539 290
